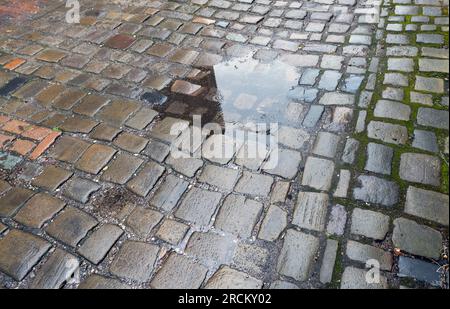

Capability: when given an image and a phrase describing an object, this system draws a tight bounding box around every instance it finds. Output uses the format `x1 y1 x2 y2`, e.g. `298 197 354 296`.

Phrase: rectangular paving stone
301 156 335 191
341 266 388 289
415 76 444 93
365 143 394 175
353 175 399 207
319 239 338 284
45 206 97 247
166 155 204 178
234 171 274 197
30 249 79 289
155 219 189 245
312 132 340 158
417 107 449 130
0 187 34 217
110 241 159 283
367 121 408 145
76 144 116 174
175 187 222 226
78 274 130 289
405 186 449 226
150 253 208 289
277 229 319 281
126 207 163 238
126 161 165 197
258 204 287 241
125 107 158 130
96 100 141 126
198 164 239 191
14 193 65 228
62 177 101 204
393 217 442 259
101 153 143 184
293 192 329 232
263 148 302 179
419 58 449 73
215 194 263 238
205 266 262 289
0 230 51 281
350 208 390 240
49 136 90 164
398 256 441 287
150 175 189 211
399 153 441 186
185 232 236 267
78 224 123 264
374 100 411 121
346 240 392 271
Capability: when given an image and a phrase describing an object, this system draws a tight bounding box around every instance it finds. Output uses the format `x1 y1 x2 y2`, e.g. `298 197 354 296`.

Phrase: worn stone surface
392 218 443 259
205 266 263 289
351 208 390 240
78 224 123 264
277 229 319 281
405 186 449 226
399 153 441 187
14 193 65 228
293 192 329 232
301 156 335 191
0 230 51 281
353 175 399 207
346 240 392 271
175 187 222 226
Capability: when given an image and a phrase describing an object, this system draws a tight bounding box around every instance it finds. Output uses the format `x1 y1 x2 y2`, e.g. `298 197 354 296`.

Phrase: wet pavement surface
0 0 448 289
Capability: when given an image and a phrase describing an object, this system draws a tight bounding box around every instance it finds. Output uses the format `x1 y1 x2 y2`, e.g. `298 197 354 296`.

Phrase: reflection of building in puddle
168 54 303 129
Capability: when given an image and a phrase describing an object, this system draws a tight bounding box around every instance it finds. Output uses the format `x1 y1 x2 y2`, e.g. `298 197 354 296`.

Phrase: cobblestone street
0 0 448 289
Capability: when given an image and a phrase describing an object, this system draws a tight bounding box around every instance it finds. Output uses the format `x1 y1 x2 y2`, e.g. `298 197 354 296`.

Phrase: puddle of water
160 54 303 128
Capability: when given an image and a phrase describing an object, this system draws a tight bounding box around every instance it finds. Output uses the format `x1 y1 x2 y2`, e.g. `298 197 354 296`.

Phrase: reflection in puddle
163 54 304 128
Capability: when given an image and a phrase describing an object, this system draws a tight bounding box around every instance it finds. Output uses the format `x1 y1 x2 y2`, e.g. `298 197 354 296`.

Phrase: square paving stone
142 140 170 162
215 194 263 238
125 207 163 238
392 218 442 259
90 124 121 142
374 100 411 121
350 208 390 240
398 256 441 287
76 144 116 174
113 132 148 153
301 156 335 191
277 126 310 150
312 132 340 158
198 164 239 191
277 229 319 282
399 153 440 186
45 206 97 247
73 95 110 117
175 187 222 226
109 241 159 283
62 177 101 204
126 161 165 197
234 171 274 197
0 187 35 217
412 130 439 153
205 266 263 289
165 155 204 178
202 134 238 165
101 153 143 184
32 166 73 191
150 174 189 211
365 143 394 175
353 175 399 207
78 224 123 264
14 193 65 228
150 117 189 143
263 148 302 179
185 232 236 267
30 248 79 289
405 186 448 226
125 107 158 130
48 136 90 163
232 243 270 277
150 253 208 289
293 192 329 232
96 100 141 126
0 230 51 281
155 219 189 245
367 121 408 145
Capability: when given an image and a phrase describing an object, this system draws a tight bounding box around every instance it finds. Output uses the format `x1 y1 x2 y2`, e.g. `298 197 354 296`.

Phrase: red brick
10 139 35 155
2 120 31 134
29 131 61 160
0 115 10 126
21 126 53 141
4 58 26 70
0 134 14 149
